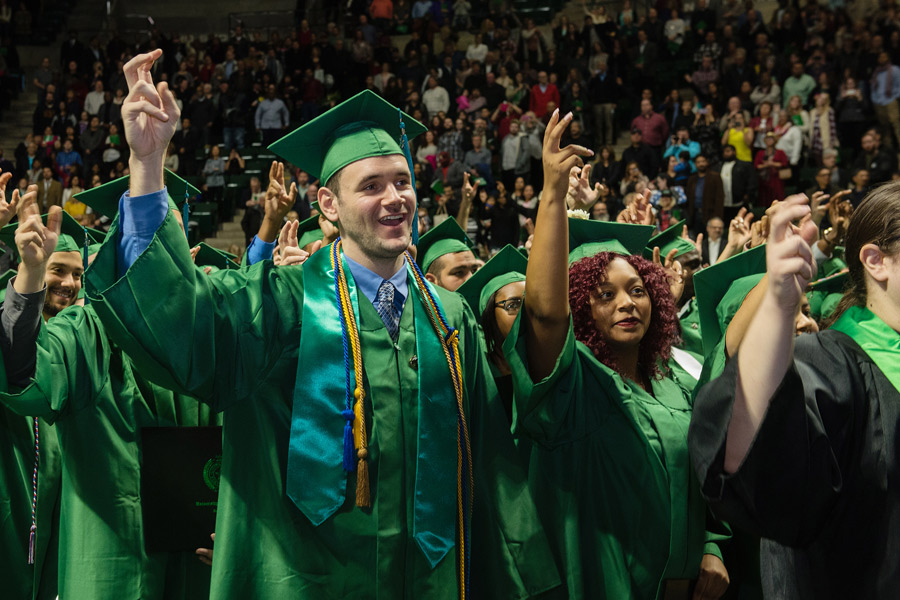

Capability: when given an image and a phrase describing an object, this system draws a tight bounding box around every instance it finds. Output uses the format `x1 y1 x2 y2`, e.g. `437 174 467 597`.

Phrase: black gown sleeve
688 330 866 547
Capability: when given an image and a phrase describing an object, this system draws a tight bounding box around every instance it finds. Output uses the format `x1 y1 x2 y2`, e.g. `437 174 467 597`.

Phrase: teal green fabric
832 306 900 393
503 314 728 598
0 305 216 599
678 299 703 356
0 409 60 600
84 212 561 599
290 248 457 567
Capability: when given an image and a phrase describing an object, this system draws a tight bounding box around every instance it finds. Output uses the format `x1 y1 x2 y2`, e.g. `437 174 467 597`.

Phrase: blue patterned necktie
376 280 400 341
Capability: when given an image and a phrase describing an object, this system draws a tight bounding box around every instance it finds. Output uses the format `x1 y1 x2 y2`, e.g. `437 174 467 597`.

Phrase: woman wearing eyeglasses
457 245 527 424
503 111 731 599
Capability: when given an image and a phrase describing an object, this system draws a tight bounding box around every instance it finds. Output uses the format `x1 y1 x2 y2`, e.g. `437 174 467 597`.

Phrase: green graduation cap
457 245 527 314
297 213 325 250
809 270 848 294
567 219 656 265
74 170 202 219
416 216 474 272
643 220 696 259
807 270 848 321
268 89 427 186
0 211 97 256
0 268 18 302
193 242 239 271
693 245 767 355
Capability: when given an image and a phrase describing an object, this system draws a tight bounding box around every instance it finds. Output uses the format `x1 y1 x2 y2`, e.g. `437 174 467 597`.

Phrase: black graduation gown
689 329 900 599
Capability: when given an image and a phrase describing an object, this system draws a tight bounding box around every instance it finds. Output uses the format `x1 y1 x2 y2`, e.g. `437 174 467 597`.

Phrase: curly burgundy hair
569 252 680 379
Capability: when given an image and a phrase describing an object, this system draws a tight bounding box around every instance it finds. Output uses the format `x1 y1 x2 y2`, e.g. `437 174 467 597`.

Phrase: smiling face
589 257 652 351
319 154 416 266
44 251 83 318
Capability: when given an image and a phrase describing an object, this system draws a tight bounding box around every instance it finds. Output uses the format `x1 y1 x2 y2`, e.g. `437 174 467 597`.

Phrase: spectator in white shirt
84 80 106 116
422 76 450 118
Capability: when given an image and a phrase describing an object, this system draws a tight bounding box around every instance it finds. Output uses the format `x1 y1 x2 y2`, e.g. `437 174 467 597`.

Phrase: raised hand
653 246 685 302
541 109 593 202
809 190 829 225
122 50 178 163
566 164 603 211
682 224 703 254
765 195 816 312
461 172 479 204
0 171 20 229
265 161 298 223
617 189 655 226
15 185 59 268
274 219 310 267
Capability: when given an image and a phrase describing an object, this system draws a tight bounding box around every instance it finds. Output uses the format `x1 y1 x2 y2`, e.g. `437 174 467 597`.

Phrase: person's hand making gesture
542 110 594 204
14 184 59 294
0 170 22 229
257 161 299 243
566 164 603 212
121 49 180 196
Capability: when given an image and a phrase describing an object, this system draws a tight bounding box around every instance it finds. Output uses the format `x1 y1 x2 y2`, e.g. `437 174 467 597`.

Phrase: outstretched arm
524 110 592 380
725 195 815 473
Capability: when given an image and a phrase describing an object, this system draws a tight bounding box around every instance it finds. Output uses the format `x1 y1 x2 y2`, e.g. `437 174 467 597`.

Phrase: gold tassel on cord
353 387 371 508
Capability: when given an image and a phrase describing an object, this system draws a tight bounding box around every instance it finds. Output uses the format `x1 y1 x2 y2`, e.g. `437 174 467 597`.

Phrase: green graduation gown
84 213 560 599
0 304 216 599
678 298 703 357
504 316 727 599
0 409 60 600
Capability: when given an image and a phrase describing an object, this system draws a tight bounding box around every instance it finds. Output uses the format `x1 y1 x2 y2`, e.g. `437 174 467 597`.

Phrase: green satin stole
286 245 459 568
831 305 900 393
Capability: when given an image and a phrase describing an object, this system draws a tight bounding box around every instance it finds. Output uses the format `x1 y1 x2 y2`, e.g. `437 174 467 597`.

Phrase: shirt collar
344 253 409 306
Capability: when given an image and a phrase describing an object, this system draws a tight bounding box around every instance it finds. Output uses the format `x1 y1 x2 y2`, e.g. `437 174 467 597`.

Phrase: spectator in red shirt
529 71 560 119
631 98 670 150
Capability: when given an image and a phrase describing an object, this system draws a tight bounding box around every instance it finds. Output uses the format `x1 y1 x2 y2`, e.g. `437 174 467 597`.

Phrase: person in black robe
689 185 900 599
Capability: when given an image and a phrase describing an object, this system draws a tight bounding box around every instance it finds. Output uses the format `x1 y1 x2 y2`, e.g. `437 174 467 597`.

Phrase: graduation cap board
693 245 767 356
457 244 527 315
193 242 239 271
141 426 222 553
568 220 656 265
0 211 98 257
74 170 202 220
808 270 848 321
268 89 427 188
416 216 474 272
643 220 696 259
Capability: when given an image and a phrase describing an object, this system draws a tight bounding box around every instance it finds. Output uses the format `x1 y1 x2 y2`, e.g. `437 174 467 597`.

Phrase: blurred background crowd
0 0 897 263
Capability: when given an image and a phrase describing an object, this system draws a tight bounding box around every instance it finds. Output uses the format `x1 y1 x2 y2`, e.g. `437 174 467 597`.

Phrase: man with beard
0 174 219 600
80 51 557 599
0 181 62 600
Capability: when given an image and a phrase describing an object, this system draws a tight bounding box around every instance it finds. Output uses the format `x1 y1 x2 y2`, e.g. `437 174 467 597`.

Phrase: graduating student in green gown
417 216 482 291
643 222 706 385
82 50 559 599
0 183 61 600
503 111 730 599
690 184 900 598
457 244 527 422
0 187 218 599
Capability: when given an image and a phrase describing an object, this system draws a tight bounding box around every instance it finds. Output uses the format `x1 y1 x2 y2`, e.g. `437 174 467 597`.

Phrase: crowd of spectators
4 0 900 257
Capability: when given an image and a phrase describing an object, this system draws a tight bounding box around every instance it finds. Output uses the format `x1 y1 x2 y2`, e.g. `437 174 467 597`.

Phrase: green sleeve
85 211 304 411
445 289 562 599
502 312 628 448
703 510 731 561
0 306 110 422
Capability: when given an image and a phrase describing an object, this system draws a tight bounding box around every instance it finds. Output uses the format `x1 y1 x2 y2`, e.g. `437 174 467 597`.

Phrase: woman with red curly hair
502 110 730 599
